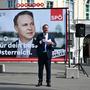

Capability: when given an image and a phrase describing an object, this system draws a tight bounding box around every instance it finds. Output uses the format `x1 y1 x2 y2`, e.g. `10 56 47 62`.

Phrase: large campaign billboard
0 8 67 62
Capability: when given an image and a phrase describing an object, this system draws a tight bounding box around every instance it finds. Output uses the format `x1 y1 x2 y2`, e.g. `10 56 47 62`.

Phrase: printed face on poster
0 8 67 61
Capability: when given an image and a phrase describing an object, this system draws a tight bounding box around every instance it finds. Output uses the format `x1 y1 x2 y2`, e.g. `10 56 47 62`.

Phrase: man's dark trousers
38 52 51 83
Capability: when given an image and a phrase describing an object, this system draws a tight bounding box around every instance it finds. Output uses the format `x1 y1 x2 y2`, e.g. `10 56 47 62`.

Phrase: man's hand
46 39 54 45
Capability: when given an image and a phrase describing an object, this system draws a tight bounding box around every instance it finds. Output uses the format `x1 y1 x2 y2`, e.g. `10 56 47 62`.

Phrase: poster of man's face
0 8 67 61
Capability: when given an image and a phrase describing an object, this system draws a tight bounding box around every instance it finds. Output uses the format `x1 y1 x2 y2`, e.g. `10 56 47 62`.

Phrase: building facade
60 0 90 64
0 0 17 8
57 0 90 64
74 0 90 64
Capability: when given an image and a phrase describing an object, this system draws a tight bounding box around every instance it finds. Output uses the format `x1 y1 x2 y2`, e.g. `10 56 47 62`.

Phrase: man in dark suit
36 24 56 87
0 11 37 58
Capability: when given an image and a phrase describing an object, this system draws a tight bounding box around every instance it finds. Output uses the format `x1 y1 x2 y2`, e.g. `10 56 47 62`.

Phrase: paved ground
0 63 90 90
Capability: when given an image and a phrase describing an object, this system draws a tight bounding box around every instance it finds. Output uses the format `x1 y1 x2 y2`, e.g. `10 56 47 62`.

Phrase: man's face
15 14 35 43
43 25 49 33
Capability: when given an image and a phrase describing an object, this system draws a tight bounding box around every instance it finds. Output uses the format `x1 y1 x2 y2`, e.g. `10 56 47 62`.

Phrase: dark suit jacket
35 33 56 59
0 39 37 58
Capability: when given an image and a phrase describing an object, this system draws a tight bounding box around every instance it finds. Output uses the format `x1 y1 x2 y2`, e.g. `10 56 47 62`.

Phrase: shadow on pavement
3 72 37 75
0 87 55 90
0 82 55 90
0 82 35 86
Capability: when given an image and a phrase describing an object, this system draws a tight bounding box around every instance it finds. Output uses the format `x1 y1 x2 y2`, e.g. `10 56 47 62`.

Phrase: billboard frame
0 8 68 63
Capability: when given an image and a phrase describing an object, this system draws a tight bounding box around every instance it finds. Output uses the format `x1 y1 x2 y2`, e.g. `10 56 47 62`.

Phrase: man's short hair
13 11 34 25
42 24 48 30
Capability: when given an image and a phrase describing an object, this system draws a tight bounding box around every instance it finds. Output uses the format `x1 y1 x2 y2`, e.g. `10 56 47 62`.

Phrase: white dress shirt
44 33 48 52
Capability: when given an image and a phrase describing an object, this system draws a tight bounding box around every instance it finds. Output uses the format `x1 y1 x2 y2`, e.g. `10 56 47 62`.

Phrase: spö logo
50 9 63 21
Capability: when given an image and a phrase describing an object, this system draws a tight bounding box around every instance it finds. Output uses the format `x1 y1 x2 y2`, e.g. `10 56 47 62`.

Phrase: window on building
27 0 34 3
8 0 16 8
85 0 90 20
86 4 89 12
70 2 74 20
8 0 12 7
70 52 73 59
70 0 73 2
86 13 89 20
68 33 74 47
66 0 69 2
46 1 53 8
65 0 74 21
66 0 73 2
